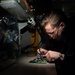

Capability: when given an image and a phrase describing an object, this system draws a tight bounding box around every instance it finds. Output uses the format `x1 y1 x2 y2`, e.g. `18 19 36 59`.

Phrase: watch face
58 54 63 60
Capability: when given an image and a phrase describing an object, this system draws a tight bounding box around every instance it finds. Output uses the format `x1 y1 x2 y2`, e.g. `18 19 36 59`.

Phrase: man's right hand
37 48 48 55
37 48 52 62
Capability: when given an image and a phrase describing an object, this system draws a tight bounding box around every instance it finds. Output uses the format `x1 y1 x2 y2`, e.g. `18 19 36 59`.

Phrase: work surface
0 55 57 75
18 55 57 75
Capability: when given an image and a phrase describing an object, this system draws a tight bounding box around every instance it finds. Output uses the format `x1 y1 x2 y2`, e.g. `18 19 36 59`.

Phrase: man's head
41 9 67 39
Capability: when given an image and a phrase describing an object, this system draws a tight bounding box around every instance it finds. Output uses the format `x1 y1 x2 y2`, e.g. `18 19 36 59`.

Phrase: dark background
0 0 75 17
27 0 75 16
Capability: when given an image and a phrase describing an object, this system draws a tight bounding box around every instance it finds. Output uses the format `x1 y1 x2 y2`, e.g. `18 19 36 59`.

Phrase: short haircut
41 9 67 28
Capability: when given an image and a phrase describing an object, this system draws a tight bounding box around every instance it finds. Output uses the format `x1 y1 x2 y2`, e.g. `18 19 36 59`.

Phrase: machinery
0 0 39 56
0 0 34 20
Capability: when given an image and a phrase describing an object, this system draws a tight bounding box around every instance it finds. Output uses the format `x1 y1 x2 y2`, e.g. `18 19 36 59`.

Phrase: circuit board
29 57 47 64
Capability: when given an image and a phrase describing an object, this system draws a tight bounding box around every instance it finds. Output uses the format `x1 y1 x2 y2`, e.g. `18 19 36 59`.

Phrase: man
37 9 75 75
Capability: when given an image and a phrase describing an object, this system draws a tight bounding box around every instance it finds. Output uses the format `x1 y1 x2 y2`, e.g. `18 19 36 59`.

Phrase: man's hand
37 48 65 62
37 48 48 55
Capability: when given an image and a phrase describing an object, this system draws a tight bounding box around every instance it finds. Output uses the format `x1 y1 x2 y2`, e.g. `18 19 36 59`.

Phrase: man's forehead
47 23 55 29
45 23 56 32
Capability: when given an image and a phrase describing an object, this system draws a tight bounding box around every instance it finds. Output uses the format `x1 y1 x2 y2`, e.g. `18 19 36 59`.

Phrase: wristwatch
58 53 63 60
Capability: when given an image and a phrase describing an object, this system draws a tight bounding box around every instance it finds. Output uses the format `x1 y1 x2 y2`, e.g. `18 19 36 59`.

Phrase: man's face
44 22 64 39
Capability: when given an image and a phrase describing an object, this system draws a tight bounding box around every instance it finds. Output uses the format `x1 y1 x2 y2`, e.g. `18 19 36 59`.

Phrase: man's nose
48 34 53 38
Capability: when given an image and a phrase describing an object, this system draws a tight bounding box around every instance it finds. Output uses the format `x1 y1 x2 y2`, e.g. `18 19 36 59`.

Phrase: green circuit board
29 57 47 64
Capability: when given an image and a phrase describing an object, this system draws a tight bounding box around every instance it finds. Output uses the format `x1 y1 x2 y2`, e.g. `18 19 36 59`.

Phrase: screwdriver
39 48 44 61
